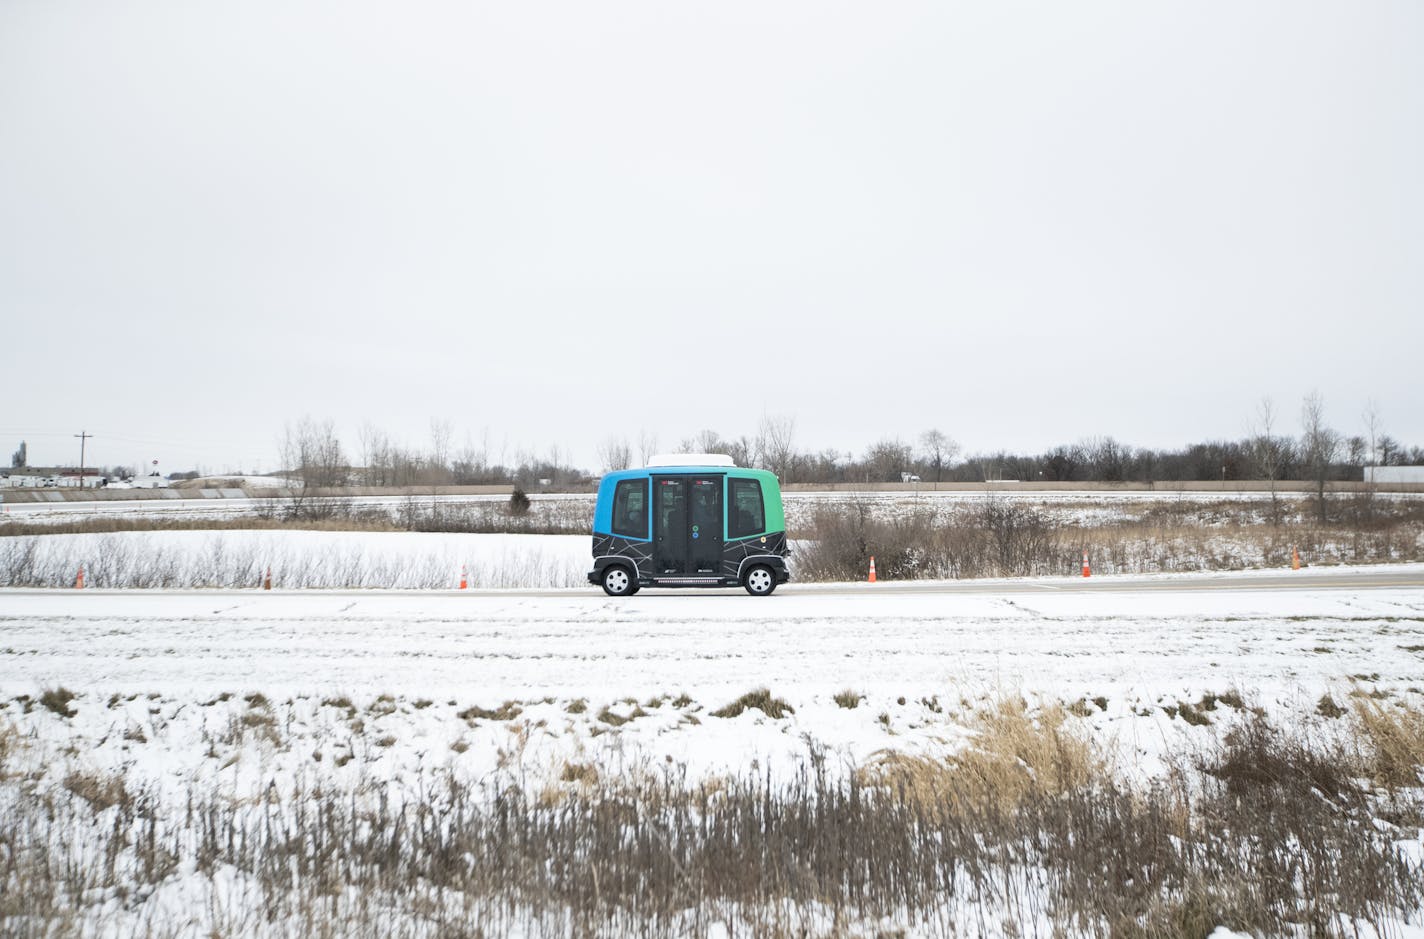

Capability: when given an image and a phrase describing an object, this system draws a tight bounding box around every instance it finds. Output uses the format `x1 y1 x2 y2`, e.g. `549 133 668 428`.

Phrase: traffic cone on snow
1292 547 1300 571
459 564 468 590
1082 551 1091 578
74 565 85 589
868 556 877 583
263 566 272 590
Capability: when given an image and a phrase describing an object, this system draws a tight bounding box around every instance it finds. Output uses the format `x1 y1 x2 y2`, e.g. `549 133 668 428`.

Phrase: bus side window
611 479 648 538
728 478 764 538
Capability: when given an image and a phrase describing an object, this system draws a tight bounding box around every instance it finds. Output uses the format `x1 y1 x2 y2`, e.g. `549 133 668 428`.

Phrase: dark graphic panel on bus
592 534 653 575
720 531 788 579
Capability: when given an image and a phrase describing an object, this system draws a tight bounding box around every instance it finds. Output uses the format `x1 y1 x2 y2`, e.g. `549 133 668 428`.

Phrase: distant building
1365 466 1424 484
2 467 109 488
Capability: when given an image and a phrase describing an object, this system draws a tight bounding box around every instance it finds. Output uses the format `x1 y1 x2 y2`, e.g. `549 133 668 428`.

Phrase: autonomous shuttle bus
588 455 790 596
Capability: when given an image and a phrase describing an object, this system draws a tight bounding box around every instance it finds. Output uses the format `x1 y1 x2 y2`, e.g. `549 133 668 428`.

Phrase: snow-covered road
4 567 1421 701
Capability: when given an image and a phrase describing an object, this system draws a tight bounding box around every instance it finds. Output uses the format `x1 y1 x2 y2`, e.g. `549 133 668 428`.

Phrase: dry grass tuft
711 688 794 720
63 770 129 811
39 687 78 719
1353 697 1424 788
319 696 354 716
0 720 18 778
457 702 523 724
1204 712 1364 806
833 689 861 709
1317 694 1347 719
596 705 648 727
560 761 598 785
237 710 280 747
862 696 1106 814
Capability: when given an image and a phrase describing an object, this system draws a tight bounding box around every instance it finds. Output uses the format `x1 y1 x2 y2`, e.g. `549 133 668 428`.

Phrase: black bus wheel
743 565 776 596
601 565 635 597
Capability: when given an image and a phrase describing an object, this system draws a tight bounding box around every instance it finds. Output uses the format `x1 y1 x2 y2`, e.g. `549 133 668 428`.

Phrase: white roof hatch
645 453 736 468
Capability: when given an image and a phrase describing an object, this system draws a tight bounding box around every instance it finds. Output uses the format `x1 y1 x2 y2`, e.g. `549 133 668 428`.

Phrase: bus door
652 476 724 575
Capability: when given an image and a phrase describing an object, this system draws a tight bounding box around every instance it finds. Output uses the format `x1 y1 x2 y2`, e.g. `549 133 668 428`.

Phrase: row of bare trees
595 416 802 480
279 418 588 492
645 396 1414 493
276 396 1417 493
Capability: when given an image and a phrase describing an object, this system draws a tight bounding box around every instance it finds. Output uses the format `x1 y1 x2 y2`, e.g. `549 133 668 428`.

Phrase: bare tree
451 428 490 484
864 438 914 483
1300 392 1340 522
919 429 959 483
1080 436 1131 482
278 417 347 519
755 414 797 482
357 422 392 487
1042 445 1082 482
1360 400 1383 522
596 436 633 474
1377 434 1402 466
723 435 755 468
1363 401 1382 471
636 429 659 467
546 444 564 486
280 417 347 489
1247 397 1284 525
681 429 728 455
428 419 453 485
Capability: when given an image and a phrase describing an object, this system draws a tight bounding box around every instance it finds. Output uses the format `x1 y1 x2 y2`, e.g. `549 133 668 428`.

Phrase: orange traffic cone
263 566 272 590
1082 551 1091 578
75 565 85 589
459 564 468 590
1292 547 1300 571
868 556 877 584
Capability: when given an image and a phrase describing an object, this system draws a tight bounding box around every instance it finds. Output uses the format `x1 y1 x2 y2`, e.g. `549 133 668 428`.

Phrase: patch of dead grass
457 702 523 724
63 770 130 812
711 689 794 720
860 695 1107 814
1352 697 1424 787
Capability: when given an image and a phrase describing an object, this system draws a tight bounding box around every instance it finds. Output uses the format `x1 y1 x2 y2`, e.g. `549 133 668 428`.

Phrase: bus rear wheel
743 565 776 596
601 565 636 597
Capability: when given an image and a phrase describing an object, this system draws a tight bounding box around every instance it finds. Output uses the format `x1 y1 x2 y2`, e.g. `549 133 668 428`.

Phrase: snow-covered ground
2 571 1421 699
4 569 1422 936
9 486 1416 528
0 529 592 588
4 569 1422 783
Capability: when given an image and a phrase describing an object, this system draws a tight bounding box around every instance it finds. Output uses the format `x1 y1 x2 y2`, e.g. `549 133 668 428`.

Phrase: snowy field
4 569 1422 782
4 560 1423 935
10 486 1416 529
0 529 593 588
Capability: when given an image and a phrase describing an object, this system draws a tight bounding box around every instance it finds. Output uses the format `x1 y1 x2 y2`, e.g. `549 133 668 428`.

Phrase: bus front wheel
601 565 636 597
743 565 777 596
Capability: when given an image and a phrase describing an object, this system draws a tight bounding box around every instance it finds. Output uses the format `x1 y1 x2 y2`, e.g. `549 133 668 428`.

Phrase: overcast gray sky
3 1 1420 473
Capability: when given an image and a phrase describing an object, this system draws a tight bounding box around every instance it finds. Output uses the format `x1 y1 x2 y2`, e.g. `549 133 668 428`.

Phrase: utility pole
75 431 92 489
